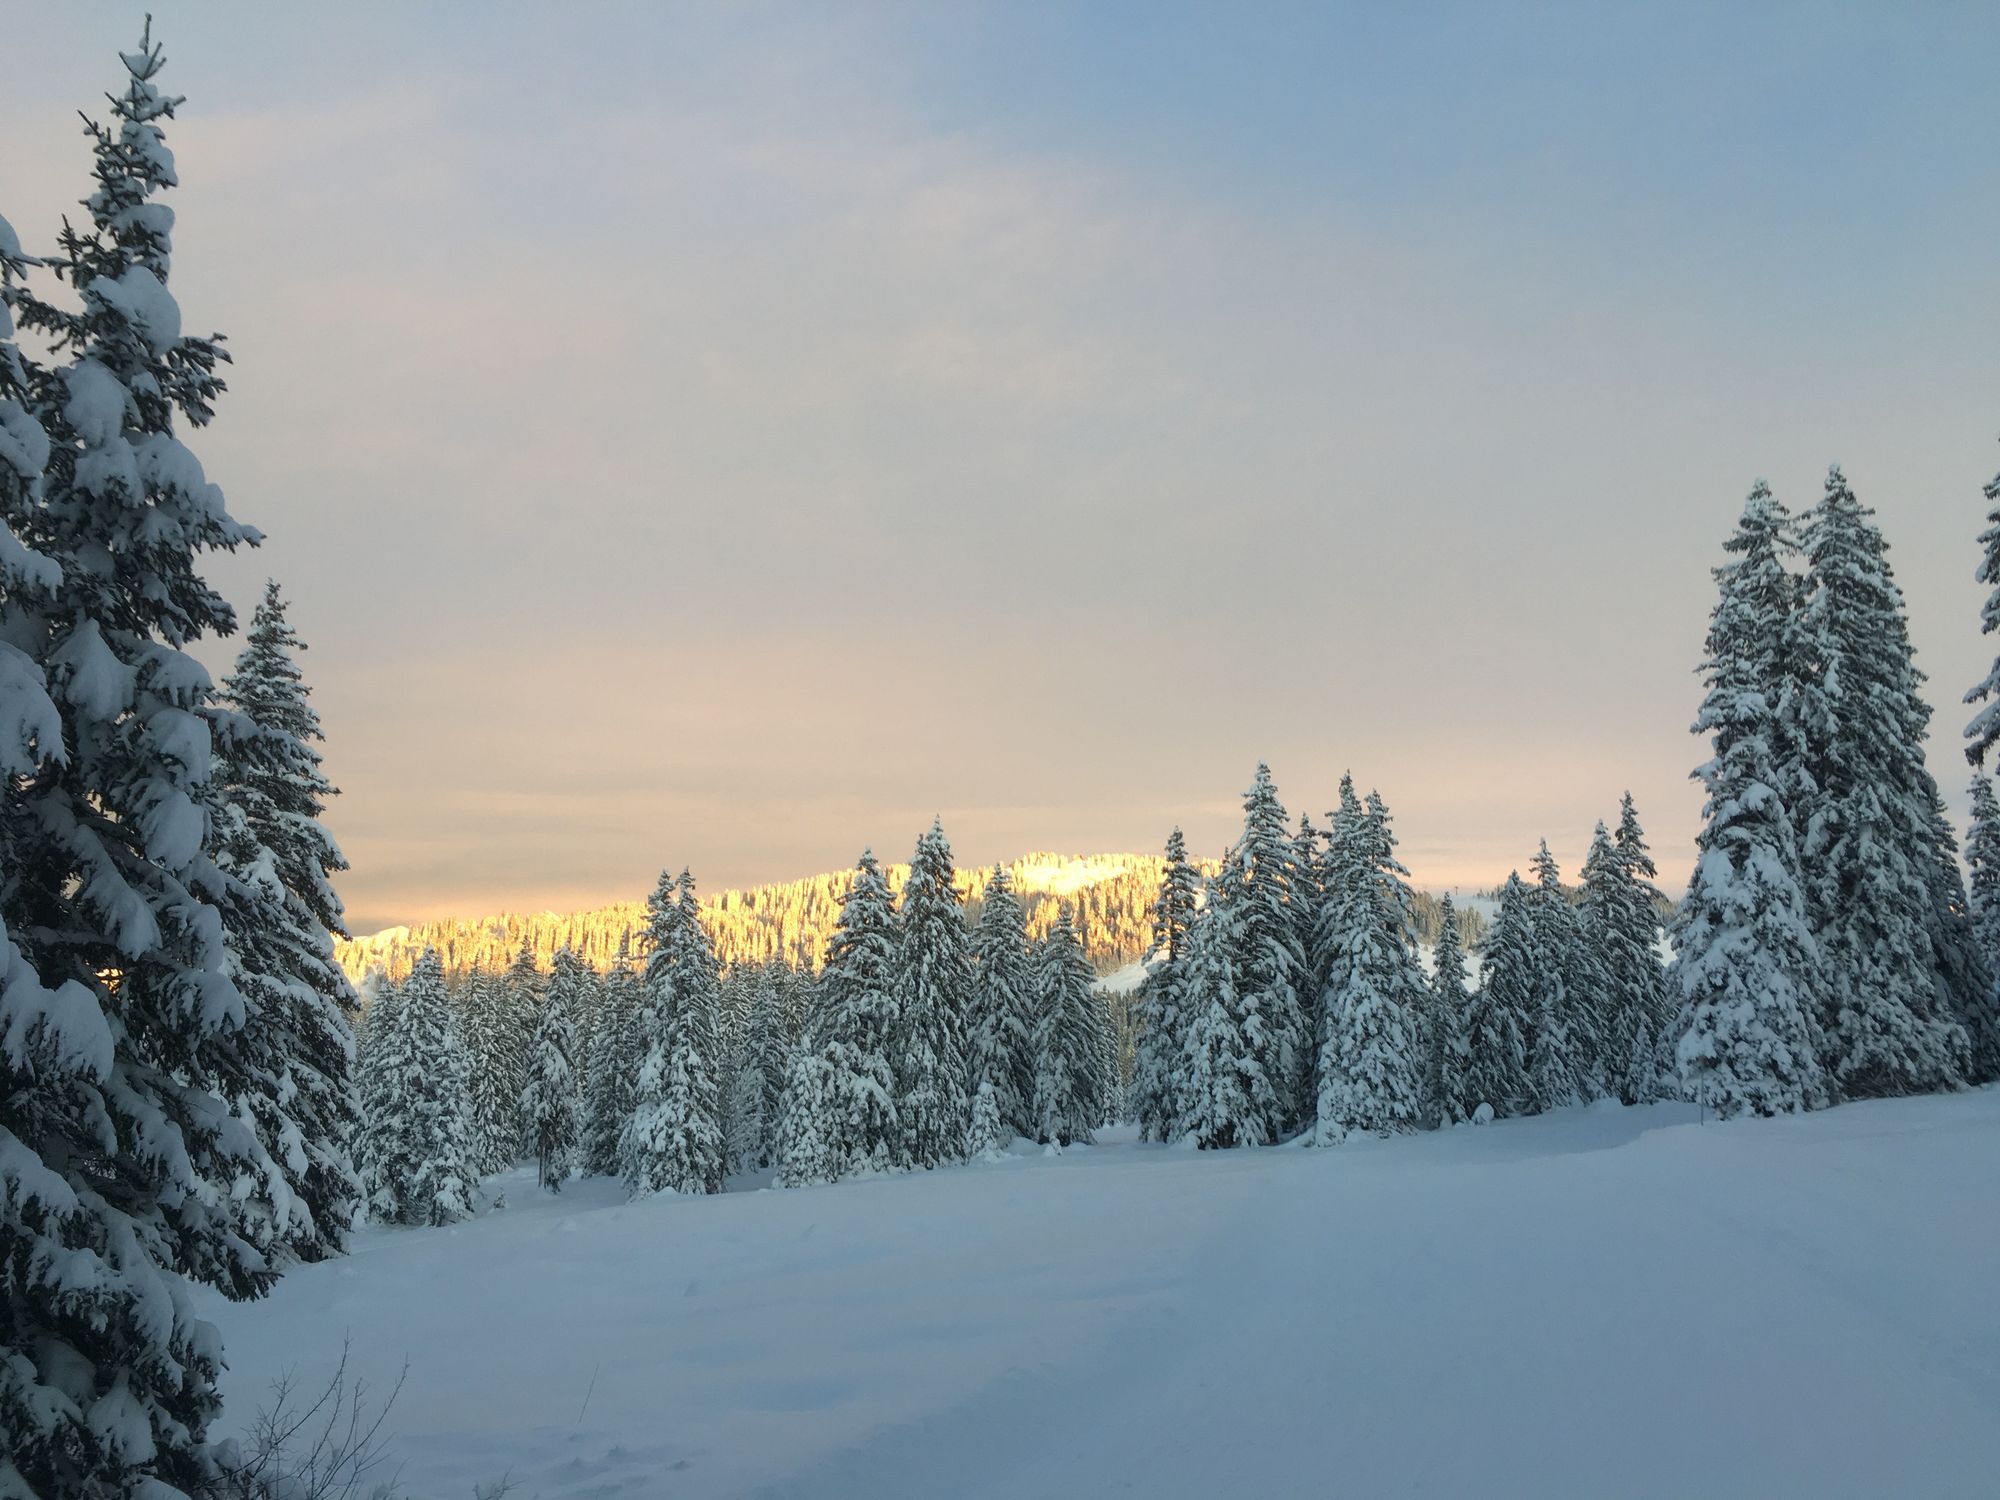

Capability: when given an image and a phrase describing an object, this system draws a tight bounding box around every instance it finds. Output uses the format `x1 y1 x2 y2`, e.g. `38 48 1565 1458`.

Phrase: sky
7 3 1999 934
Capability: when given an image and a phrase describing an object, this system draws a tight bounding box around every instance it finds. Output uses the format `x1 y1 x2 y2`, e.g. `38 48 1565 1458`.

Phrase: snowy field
198 1089 2000 1499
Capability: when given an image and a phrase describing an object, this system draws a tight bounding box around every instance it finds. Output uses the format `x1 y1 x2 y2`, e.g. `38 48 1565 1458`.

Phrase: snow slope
198 1091 2000 1498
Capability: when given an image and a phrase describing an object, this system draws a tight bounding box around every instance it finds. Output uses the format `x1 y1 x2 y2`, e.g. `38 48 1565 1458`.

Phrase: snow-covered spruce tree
1467 873 1537 1117
623 870 725 1196
462 965 526 1176
582 937 640 1175
1963 452 2000 767
1526 841 1603 1109
522 947 586 1190
1794 467 1968 1095
1967 775 2000 970
1214 763 1309 1137
1667 483 1830 1117
0 33 319 1495
1031 902 1102 1147
724 961 792 1171
501 939 544 1153
1130 826 1201 1142
1918 781 2000 1083
1290 811 1323 991
1309 775 1366 1039
892 819 972 1168
212 582 359 1263
349 975 399 1193
1428 893 1475 1126
362 948 476 1225
1313 790 1426 1143
966 864 1034 1140
1611 794 1674 1101
1178 878 1283 1148
778 850 900 1185
966 1079 1011 1161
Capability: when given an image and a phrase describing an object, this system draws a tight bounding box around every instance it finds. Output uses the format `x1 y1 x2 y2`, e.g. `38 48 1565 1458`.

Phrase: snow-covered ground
199 1090 2000 1498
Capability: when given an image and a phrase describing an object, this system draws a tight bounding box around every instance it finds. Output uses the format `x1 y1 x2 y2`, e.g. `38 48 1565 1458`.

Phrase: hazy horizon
9 3 1998 934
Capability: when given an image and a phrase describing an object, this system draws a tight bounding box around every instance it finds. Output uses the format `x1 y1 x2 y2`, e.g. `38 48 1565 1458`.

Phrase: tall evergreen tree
1963 452 2000 766
1468 874 1537 1117
967 864 1034 1139
1031 902 1103 1147
623 870 725 1196
778 850 900 1184
522 948 586 1190
362 949 477 1225
1179 879 1282 1149
1966 775 2000 968
1526 841 1601 1109
1611 794 1674 1100
581 938 639 1175
893 819 972 1168
1669 483 1830 1118
1795 467 1967 1095
1313 791 1426 1143
212 583 358 1263
0 33 299 1494
462 965 526 1176
1130 826 1200 1142
1289 811 1323 987
1215 763 1309 1136
1428 893 1475 1125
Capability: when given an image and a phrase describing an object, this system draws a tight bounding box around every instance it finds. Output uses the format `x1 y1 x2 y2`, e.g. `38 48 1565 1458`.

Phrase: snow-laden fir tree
522 947 586 1190
462 965 526 1176
1468 873 1537 1117
362 948 477 1224
892 819 972 1168
0 33 307 1495
1031 902 1104 1147
1214 763 1309 1136
1178 878 1283 1148
623 870 726 1196
778 850 901 1185
1963 452 2000 767
582 937 640 1175
1795 467 1968 1095
1612 794 1675 1100
1309 776 1366 1044
1290 811 1323 990
1313 790 1426 1143
1668 482 1830 1117
1526 841 1602 1109
1966 775 2000 970
502 939 545 1153
1428 893 1475 1125
1917 781 2000 1083
350 976 400 1191
966 863 1035 1140
966 1078 1011 1161
725 961 795 1171
212 582 359 1263
1130 826 1201 1141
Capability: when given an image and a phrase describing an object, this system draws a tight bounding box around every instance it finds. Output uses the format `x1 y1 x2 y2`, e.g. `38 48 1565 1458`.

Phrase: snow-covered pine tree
1309 776 1366 1039
1963 452 2000 766
1795 467 1968 1095
967 1079 1011 1162
0 33 314 1494
1468 873 1537 1117
1215 763 1309 1136
1428 893 1475 1125
1668 482 1830 1117
462 965 526 1176
212 582 358 1263
1918 780 2000 1083
778 850 900 1184
350 975 401 1193
723 961 794 1171
1178 878 1283 1148
582 936 640 1175
892 819 973 1168
362 948 477 1224
501 939 544 1153
1031 902 1102 1147
1612 794 1674 1101
1290 810 1323 990
1313 790 1426 1143
623 870 726 1196
522 947 586 1190
1967 775 2000 969
1526 841 1601 1109
966 863 1034 1141
1130 826 1201 1142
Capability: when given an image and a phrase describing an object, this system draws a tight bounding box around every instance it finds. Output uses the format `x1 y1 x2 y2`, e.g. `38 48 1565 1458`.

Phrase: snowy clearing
200 1089 2000 1499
